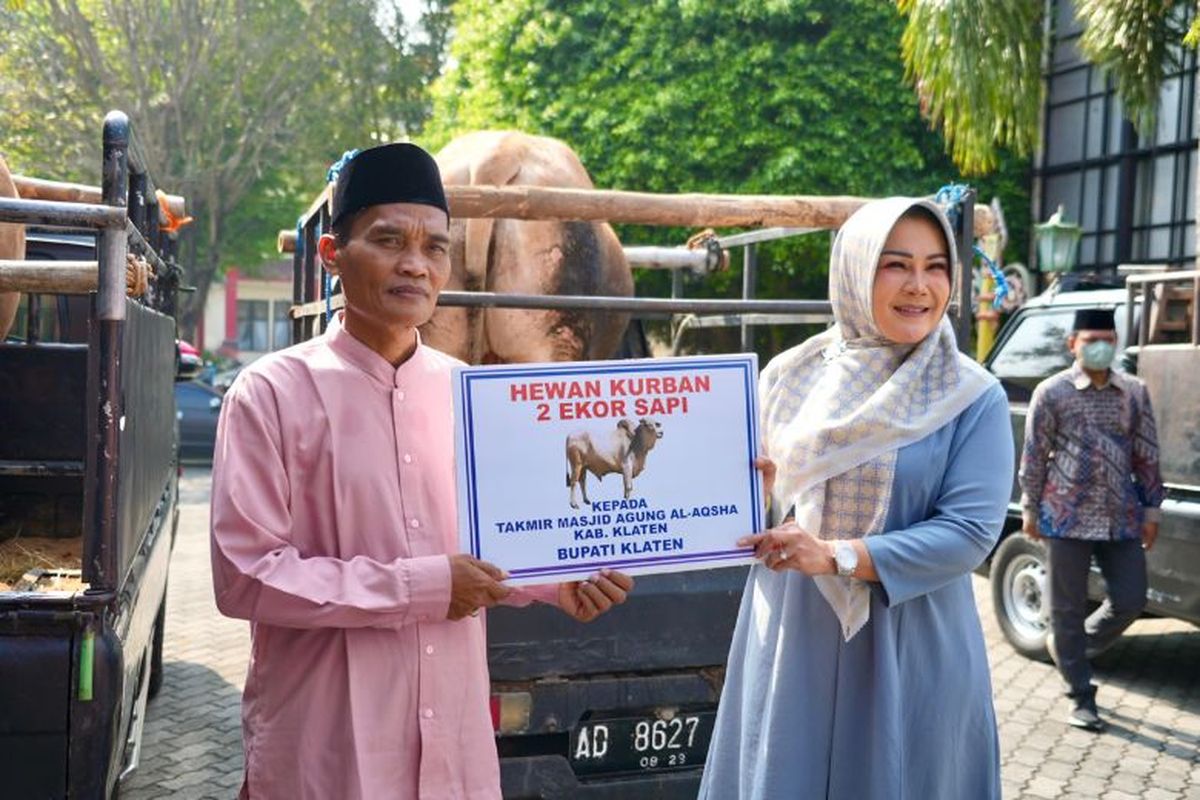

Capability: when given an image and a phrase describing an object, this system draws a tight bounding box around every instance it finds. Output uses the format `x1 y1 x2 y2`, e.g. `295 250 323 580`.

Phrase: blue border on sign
459 358 761 576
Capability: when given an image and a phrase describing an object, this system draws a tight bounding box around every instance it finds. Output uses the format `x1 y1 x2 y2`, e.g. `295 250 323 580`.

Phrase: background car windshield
990 305 1130 397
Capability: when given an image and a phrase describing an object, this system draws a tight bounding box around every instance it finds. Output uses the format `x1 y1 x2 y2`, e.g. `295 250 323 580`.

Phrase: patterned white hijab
759 197 993 640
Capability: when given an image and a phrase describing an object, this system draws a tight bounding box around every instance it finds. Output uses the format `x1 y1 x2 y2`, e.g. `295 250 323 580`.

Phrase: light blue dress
699 384 1013 800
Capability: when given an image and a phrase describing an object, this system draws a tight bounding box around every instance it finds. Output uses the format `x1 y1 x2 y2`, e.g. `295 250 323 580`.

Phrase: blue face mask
1079 340 1116 370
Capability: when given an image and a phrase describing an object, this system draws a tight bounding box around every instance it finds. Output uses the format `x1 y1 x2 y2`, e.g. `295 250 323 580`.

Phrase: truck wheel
990 534 1052 662
148 595 166 699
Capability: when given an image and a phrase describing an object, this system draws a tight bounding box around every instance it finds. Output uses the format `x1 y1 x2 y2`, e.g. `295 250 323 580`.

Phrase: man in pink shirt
210 143 633 799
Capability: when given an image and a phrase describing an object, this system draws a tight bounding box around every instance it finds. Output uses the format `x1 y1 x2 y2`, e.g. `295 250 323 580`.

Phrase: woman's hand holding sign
739 523 836 575
740 456 876 579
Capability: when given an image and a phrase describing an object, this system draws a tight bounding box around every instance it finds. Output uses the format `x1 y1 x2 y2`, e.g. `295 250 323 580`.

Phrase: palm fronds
1077 0 1188 136
898 0 1044 175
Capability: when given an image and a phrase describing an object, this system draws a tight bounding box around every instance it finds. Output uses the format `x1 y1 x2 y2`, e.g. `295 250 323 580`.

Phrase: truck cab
983 274 1200 660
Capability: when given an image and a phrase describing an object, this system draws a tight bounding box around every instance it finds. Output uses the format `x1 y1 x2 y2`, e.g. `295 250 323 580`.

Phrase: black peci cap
330 142 448 227
1072 308 1116 331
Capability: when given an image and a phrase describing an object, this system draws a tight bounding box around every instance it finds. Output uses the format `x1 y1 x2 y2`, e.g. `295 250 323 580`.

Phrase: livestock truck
1 111 188 798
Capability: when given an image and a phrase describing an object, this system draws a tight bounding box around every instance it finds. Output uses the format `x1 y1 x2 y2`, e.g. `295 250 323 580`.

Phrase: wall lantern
1035 205 1082 273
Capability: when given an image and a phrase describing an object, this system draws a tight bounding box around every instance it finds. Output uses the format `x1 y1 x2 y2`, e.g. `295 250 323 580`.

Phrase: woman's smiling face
871 212 951 345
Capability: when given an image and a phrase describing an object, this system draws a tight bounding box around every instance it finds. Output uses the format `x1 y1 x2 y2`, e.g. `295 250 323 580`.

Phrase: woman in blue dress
699 197 1013 799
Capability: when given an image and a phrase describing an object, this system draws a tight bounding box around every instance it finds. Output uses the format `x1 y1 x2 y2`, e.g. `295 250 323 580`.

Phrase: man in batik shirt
1019 307 1164 731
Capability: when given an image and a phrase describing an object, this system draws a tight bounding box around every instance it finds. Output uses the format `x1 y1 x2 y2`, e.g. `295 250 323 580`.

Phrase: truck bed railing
281 179 980 354
0 111 185 591
1125 269 1200 348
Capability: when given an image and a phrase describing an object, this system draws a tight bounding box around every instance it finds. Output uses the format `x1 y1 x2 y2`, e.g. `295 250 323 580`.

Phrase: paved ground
124 467 1200 799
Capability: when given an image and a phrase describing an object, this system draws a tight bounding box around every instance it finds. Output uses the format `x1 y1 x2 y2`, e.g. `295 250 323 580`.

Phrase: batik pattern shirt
1019 363 1164 541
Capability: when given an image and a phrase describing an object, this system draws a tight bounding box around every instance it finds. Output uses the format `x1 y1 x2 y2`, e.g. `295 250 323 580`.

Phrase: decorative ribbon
935 183 1009 310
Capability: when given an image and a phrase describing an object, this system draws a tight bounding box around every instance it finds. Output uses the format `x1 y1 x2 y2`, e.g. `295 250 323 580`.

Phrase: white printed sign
453 354 761 585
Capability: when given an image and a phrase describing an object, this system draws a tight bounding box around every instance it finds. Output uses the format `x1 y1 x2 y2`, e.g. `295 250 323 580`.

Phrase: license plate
569 710 716 776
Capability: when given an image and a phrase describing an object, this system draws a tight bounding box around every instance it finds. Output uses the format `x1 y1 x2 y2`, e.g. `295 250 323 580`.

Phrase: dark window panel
1080 233 1097 266
1085 98 1106 158
1185 70 1197 141
1156 76 1183 146
1100 233 1116 263
1132 229 1146 260
1053 36 1083 68
271 301 290 351
1152 155 1175 226
1082 168 1102 229
236 299 269 352
1047 102 1086 165
1045 173 1083 224
1185 224 1196 258
1055 0 1082 35
1107 94 1125 155
1103 166 1120 230
1187 152 1197 221
1051 67 1089 104
1149 227 1172 259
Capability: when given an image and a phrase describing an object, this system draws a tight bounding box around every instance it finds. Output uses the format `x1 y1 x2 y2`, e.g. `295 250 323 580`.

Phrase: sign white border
453 354 761 584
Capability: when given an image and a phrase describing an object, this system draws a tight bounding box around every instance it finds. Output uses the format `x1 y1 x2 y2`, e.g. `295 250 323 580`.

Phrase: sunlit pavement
122 467 1200 799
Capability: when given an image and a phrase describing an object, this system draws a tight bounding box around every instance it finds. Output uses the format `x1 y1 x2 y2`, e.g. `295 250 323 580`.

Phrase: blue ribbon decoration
935 183 1009 310
326 148 360 184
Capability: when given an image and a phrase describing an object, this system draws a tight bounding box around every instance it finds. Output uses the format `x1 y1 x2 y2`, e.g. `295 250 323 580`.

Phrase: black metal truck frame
0 111 184 799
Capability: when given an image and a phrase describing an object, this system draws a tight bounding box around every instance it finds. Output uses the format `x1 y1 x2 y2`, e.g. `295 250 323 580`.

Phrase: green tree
0 0 448 336
428 0 1030 354
898 0 1196 175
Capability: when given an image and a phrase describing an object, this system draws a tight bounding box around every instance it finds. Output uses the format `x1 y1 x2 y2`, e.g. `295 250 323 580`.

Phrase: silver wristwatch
834 541 858 578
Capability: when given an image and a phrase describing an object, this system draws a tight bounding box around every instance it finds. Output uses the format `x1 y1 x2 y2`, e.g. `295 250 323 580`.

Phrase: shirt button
397 391 406 401
403 454 413 464
425 645 434 655
423 708 434 719
410 518 420 529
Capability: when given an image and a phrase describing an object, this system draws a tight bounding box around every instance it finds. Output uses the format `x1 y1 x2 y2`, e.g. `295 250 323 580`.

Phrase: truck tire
989 534 1052 662
148 595 166 699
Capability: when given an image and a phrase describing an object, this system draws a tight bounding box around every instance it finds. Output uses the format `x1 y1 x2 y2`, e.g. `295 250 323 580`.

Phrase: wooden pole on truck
276 187 996 253
12 174 187 220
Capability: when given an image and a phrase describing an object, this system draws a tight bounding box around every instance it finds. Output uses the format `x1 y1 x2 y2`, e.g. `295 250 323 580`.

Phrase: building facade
1039 0 1197 274
199 261 293 361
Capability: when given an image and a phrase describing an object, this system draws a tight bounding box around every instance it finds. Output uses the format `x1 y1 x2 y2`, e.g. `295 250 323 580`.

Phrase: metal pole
291 290 832 318
25 293 41 344
317 204 330 335
953 189 975 353
741 243 757 352
622 246 718 272
1192 274 1199 346
302 217 317 341
0 196 127 228
128 170 148 239
91 109 131 589
291 223 304 346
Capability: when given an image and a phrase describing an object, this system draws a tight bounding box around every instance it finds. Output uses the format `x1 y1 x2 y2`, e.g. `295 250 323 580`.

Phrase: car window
176 382 219 411
989 304 1132 400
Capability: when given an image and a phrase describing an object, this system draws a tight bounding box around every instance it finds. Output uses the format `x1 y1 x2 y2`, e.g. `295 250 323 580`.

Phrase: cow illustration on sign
565 418 664 508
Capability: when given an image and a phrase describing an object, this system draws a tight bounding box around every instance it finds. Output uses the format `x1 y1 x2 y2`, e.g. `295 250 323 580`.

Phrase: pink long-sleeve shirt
211 322 553 799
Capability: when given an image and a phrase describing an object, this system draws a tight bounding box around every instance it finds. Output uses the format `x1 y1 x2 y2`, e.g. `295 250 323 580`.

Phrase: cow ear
617 418 634 434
